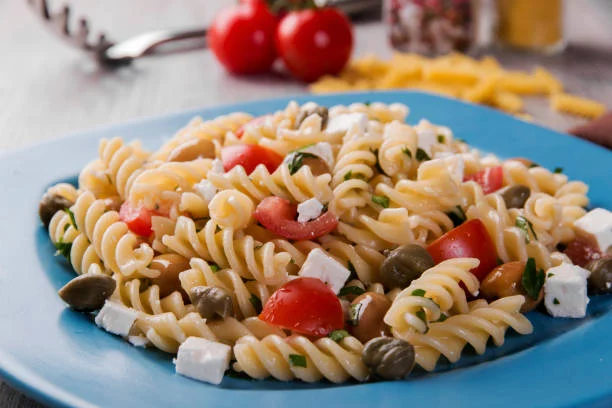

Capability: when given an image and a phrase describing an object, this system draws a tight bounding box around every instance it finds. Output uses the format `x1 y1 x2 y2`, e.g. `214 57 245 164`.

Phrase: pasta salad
39 101 612 385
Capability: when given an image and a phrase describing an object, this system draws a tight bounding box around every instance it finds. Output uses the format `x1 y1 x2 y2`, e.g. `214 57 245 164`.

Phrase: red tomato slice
221 144 283 174
119 202 153 237
234 115 269 139
259 277 344 337
254 196 338 240
464 166 504 194
564 237 602 267
427 219 498 281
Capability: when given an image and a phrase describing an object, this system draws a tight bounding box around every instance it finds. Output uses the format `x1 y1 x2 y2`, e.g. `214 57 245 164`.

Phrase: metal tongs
27 0 381 67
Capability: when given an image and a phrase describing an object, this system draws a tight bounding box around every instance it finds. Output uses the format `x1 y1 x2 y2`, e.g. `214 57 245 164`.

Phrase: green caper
58 273 116 311
586 258 612 295
362 337 415 380
39 193 74 229
189 286 234 320
380 244 434 290
296 105 328 129
501 185 531 209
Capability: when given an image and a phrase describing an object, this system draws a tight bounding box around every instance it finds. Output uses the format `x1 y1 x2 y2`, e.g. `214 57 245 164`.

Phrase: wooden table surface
1 0 611 407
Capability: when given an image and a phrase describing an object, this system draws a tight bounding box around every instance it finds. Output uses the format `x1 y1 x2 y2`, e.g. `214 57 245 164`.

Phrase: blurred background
0 0 611 402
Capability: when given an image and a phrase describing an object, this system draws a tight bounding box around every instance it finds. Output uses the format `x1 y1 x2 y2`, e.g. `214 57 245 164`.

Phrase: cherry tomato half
254 196 339 240
221 144 284 174
259 277 344 337
564 237 602 267
427 219 498 281
234 115 269 139
464 166 504 194
119 202 153 237
276 7 353 82
208 1 278 75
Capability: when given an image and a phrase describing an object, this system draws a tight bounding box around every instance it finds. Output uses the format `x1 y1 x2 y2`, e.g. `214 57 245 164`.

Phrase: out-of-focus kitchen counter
1 0 611 407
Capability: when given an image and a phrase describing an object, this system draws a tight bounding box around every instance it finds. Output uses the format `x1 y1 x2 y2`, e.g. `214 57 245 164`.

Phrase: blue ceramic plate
1 91 611 408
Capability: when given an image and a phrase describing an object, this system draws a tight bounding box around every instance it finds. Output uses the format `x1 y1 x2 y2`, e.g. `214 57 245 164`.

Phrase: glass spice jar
385 0 474 55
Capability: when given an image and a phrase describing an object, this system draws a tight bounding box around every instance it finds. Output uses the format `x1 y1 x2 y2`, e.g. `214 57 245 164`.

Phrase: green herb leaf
521 257 545 300
553 167 563 174
289 354 307 368
338 286 365 297
515 216 538 243
54 240 72 262
344 170 353 181
437 134 446 143
416 148 431 162
364 101 371 106
290 258 295 264
411 289 426 297
456 138 467 144
547 272 554 278
249 294 263 314
347 261 357 280
529 162 540 168
328 330 350 343
348 303 362 326
287 152 317 175
402 146 412 159
370 148 387 175
372 195 390 208
210 264 220 272
436 313 448 322
63 223 70 233
64 208 77 230
415 309 428 331
553 298 560 305
446 205 466 227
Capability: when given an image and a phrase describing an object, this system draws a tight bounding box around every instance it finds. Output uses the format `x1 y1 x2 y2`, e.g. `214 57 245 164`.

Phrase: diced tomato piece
119 202 153 237
254 196 338 240
464 166 504 194
564 237 602 267
259 277 344 337
427 219 498 281
221 144 283 174
234 115 269 139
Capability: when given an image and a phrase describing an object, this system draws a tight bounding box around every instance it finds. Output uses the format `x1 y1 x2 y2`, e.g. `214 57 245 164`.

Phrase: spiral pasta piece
402 296 533 371
503 161 568 196
162 216 291 285
209 189 254 229
385 258 481 335
233 334 368 383
377 121 418 178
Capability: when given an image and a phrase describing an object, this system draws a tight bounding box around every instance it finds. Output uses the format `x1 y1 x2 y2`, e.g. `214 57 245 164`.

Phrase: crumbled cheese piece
299 249 350 294
175 337 231 385
574 208 612 252
128 335 149 348
194 180 217 201
544 264 590 318
210 159 224 174
297 198 324 223
326 113 368 135
95 301 138 337
416 128 437 156
299 142 335 170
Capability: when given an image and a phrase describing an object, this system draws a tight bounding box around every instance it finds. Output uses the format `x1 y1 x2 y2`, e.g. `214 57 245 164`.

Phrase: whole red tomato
208 2 278 74
276 8 353 82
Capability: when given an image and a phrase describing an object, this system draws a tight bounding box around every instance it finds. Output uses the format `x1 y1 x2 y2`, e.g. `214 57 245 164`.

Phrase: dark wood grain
1 1 611 407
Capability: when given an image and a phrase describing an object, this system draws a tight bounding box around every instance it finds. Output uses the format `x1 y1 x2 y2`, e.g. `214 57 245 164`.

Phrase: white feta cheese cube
299 249 350 294
416 128 437 156
210 159 224 174
95 301 138 337
326 113 368 135
128 335 149 348
175 337 231 385
544 264 590 318
194 180 217 201
574 208 612 252
297 198 324 223
299 142 335 170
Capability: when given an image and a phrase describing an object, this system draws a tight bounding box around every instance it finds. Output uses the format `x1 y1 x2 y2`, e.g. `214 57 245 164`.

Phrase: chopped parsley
372 195 390 208
415 309 428 332
329 330 350 343
287 152 318 175
364 101 371 106
436 313 448 322
210 264 220 272
64 208 77 230
290 258 295 264
553 167 563 174
411 289 426 297
347 261 357 280
437 134 446 143
338 286 365 297
415 148 431 162
529 162 540 168
515 216 538 243
521 257 545 300
343 170 366 181
547 272 554 278
289 354 307 368
446 205 466 227
54 240 72 262
370 148 387 175
249 294 263 314
553 298 560 305
348 303 362 326
402 146 412 159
